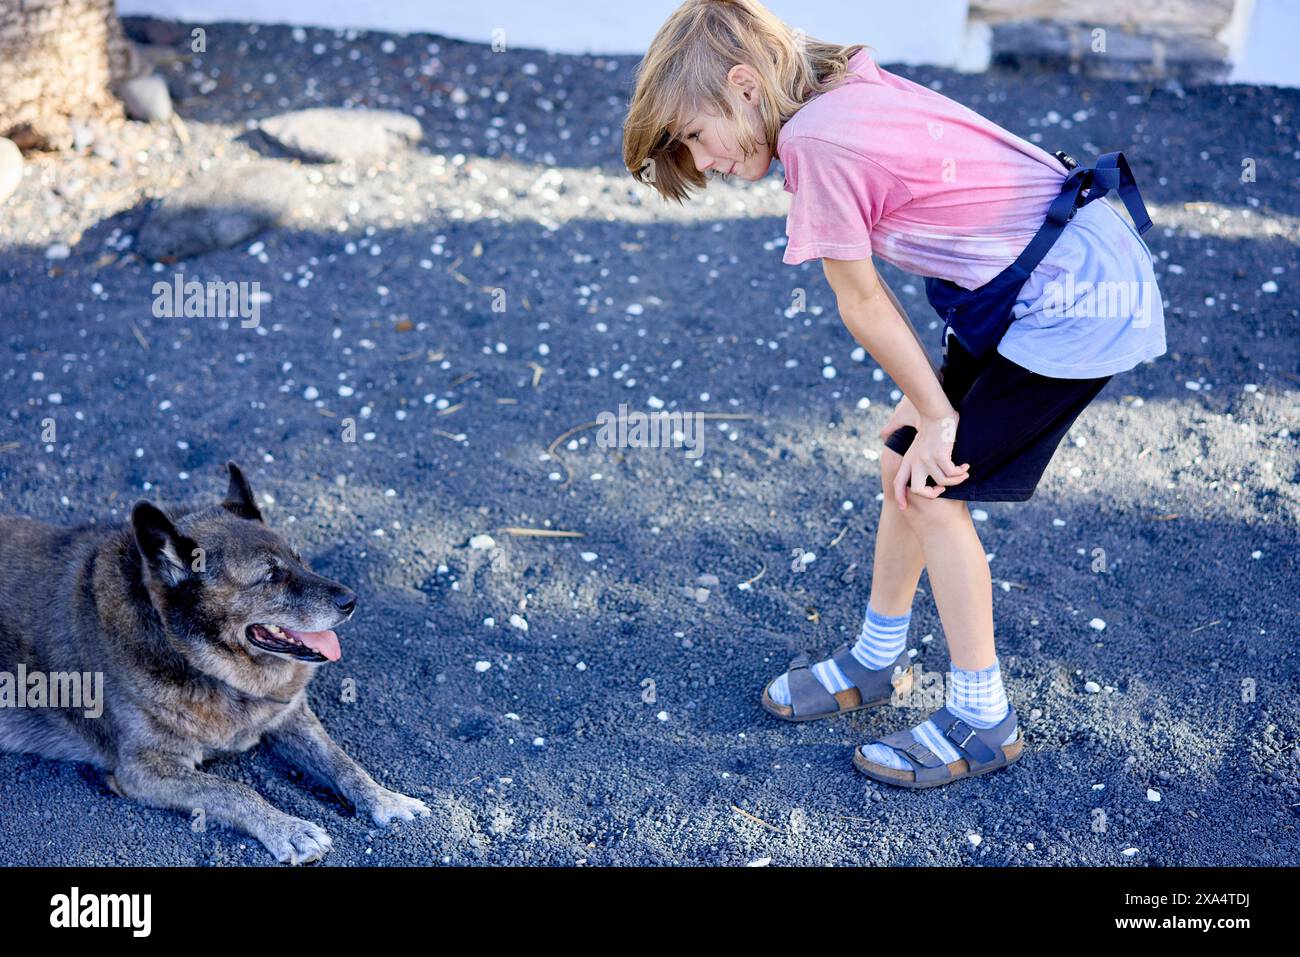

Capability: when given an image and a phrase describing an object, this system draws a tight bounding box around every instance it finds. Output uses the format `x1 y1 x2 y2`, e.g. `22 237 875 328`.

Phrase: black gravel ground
0 21 1297 867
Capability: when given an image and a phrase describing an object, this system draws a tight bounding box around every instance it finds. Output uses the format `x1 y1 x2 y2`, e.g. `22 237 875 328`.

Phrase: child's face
673 70 773 182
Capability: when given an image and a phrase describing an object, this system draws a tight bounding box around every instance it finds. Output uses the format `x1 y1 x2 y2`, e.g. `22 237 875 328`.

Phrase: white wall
1224 0 1300 86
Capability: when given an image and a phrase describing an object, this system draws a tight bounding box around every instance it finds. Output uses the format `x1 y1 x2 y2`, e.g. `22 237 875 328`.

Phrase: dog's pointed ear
132 501 199 587
221 461 264 523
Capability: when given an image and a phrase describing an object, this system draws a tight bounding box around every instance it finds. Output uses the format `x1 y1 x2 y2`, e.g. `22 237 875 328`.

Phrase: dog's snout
332 587 357 617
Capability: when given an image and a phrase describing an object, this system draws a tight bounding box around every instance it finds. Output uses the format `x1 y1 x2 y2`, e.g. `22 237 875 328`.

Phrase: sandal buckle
945 719 977 751
902 741 933 763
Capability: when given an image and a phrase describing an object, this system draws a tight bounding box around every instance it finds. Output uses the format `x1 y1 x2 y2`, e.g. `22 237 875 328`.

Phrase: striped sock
858 658 1016 770
769 605 910 706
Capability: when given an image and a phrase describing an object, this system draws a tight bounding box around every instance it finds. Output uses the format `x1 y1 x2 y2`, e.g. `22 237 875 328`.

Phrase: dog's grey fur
0 462 429 864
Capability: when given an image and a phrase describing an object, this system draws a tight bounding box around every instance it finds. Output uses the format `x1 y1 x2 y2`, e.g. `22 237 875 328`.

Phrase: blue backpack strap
1090 151 1153 234
1005 151 1153 282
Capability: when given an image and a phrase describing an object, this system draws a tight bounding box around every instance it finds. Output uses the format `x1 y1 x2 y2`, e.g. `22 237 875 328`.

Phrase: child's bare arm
875 274 939 377
821 257 948 419
822 256 970 507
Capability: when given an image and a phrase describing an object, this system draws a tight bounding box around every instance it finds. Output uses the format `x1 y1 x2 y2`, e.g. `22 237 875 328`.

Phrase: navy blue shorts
884 334 1112 502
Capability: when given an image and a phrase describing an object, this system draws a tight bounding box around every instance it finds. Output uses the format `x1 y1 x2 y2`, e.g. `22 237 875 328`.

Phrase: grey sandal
853 705 1024 788
761 645 913 722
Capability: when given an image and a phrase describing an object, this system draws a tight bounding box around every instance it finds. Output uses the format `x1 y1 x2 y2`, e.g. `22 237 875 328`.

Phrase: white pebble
1084 680 1102 693
474 660 492 673
971 509 988 521
469 534 496 550
967 833 982 847
1089 618 1106 631
656 711 669 722
580 551 598 562
509 614 528 632
1146 788 1162 802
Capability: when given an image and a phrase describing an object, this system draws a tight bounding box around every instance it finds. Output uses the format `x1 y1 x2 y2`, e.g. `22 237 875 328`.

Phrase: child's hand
893 409 970 510
879 395 920 440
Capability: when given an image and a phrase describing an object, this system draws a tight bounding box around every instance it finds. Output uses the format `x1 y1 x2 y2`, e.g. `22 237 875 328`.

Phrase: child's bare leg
856 449 1014 774
763 454 922 710
896 496 995 670
868 484 926 616
879 449 993 667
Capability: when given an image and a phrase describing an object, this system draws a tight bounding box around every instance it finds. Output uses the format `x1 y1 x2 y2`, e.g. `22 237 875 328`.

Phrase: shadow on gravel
2 212 1294 409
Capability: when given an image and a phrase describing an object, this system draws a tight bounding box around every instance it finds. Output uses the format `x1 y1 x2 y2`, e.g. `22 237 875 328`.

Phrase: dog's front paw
261 816 334 865
359 787 432 828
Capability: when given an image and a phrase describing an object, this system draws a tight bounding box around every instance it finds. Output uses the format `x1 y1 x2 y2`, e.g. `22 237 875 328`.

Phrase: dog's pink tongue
283 628 341 662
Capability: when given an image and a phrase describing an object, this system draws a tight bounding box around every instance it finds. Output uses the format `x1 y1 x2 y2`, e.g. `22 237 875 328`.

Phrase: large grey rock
258 108 422 163
137 164 304 262
120 74 174 123
0 138 21 205
991 19 1229 84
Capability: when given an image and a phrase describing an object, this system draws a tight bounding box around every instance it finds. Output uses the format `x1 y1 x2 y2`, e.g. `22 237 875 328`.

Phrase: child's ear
131 501 199 587
221 460 264 523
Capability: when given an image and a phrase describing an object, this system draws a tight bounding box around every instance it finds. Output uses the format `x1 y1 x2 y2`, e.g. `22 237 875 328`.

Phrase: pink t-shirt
779 48 1067 289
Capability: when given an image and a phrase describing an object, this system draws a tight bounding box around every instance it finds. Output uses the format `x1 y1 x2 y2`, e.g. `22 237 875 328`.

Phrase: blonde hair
623 0 868 204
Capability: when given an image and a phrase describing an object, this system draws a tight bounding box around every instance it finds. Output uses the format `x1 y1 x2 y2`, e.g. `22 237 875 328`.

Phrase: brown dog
0 462 429 864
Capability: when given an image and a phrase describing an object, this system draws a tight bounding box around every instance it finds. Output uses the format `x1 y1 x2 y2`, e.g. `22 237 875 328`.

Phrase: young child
623 0 1164 788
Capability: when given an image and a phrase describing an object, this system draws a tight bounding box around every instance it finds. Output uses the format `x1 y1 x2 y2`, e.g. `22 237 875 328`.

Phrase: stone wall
0 0 129 150
971 0 1239 83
